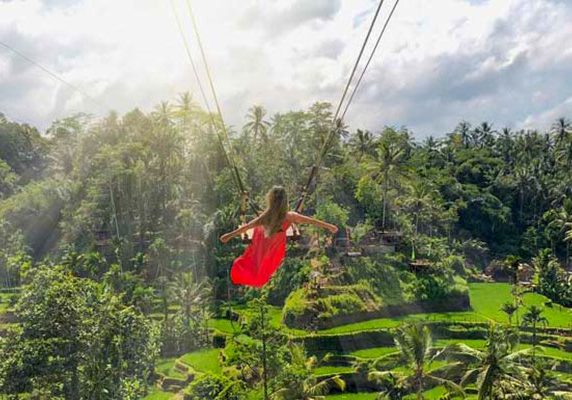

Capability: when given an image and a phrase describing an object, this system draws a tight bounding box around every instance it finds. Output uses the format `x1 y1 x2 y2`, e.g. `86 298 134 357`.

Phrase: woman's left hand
220 233 232 243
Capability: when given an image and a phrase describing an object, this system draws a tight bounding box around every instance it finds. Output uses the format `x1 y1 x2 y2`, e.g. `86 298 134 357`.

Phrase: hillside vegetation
1 105 572 399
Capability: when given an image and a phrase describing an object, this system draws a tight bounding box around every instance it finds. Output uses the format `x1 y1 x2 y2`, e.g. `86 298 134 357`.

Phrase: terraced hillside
147 282 572 399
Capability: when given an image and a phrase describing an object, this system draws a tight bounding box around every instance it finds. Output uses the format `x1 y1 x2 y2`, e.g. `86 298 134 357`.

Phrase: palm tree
369 140 408 230
454 121 472 148
169 271 211 328
370 323 463 400
271 343 345 400
501 302 518 326
510 284 524 326
473 122 496 148
551 117 571 146
175 92 197 117
522 361 560 399
422 135 445 167
513 166 536 226
550 199 572 267
152 101 174 126
497 127 514 165
244 105 271 144
155 276 171 323
349 129 374 160
174 92 199 140
439 324 529 400
521 305 548 362
400 180 437 260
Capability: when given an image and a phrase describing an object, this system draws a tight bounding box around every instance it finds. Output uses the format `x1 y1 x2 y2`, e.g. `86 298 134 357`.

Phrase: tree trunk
382 173 388 230
260 303 269 400
532 323 537 362
163 296 168 323
519 188 524 228
416 369 423 400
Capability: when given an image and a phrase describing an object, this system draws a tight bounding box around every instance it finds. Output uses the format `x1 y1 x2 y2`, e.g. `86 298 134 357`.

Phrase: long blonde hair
259 186 288 236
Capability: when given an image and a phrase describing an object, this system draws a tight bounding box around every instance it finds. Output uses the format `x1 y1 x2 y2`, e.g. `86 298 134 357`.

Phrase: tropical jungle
1 97 572 400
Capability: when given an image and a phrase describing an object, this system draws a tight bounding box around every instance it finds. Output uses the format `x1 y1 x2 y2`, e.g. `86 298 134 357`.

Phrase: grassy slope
314 365 355 375
188 283 572 399
212 283 572 337
326 393 378 399
142 388 174 400
319 283 572 334
351 339 572 361
179 348 222 374
155 358 186 379
469 283 572 327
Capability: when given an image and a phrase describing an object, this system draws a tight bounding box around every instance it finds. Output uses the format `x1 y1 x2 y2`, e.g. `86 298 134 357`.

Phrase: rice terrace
1 0 572 399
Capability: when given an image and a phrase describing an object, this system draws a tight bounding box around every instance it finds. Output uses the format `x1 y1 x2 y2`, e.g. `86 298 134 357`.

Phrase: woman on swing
220 186 338 288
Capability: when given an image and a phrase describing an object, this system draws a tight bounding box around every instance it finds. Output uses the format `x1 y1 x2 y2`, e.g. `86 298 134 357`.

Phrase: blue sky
0 0 571 138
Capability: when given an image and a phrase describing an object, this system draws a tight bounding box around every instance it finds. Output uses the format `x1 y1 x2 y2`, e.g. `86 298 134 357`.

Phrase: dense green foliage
0 102 571 399
0 265 159 399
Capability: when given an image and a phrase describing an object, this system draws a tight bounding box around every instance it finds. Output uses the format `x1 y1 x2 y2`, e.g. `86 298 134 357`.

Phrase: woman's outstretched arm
219 215 262 243
287 211 338 233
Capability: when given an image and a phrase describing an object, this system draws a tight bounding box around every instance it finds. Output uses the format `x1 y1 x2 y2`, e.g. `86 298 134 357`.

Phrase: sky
0 0 571 138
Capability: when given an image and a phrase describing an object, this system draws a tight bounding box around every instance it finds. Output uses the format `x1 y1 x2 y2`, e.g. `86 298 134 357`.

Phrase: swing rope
171 0 249 336
0 40 110 111
172 0 399 336
340 0 401 121
171 0 259 216
183 0 260 216
294 0 389 213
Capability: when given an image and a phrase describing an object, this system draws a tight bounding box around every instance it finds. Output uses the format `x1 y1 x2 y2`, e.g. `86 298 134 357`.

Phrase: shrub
315 292 366 319
282 288 308 323
315 200 350 228
440 255 466 275
265 258 310 306
183 373 243 400
344 257 405 306
282 284 379 328
410 275 449 302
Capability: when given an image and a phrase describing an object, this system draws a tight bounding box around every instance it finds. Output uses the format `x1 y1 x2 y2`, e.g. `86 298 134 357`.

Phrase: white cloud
0 0 571 137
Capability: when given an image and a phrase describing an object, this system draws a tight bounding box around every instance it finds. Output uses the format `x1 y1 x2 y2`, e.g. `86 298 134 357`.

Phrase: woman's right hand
329 225 339 234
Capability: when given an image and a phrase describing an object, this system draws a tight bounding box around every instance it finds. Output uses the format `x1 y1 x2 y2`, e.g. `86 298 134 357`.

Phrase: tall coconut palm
422 135 445 167
454 121 472 148
400 180 437 260
513 166 536 226
439 324 529 400
550 199 572 267
521 305 548 362
349 129 374 160
369 140 408 230
551 117 571 146
244 105 271 144
175 92 199 141
175 92 197 117
473 122 496 148
271 343 345 400
152 101 174 126
497 127 514 166
370 323 463 400
169 271 211 328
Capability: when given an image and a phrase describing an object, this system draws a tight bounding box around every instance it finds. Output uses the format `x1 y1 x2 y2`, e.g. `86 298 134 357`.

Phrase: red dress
230 220 290 288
